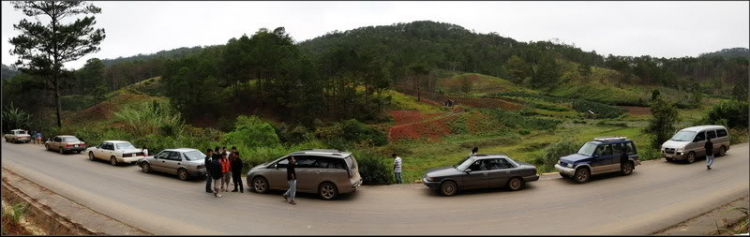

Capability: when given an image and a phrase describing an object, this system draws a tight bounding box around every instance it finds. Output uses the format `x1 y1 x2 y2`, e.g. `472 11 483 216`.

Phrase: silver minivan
661 125 731 163
246 149 363 200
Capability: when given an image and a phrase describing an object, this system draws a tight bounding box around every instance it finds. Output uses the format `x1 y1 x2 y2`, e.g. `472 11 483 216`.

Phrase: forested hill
101 46 205 67
1 64 21 80
699 47 750 59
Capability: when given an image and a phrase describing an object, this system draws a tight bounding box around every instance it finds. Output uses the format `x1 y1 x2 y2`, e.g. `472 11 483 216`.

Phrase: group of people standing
204 146 244 198
30 130 42 144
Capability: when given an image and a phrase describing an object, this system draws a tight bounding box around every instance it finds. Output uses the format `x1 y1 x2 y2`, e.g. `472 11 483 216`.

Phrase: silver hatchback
138 148 207 180
246 149 363 200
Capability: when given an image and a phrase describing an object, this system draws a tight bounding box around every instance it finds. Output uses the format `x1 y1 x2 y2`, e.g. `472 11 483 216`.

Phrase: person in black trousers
204 149 214 193
230 146 244 193
620 147 629 170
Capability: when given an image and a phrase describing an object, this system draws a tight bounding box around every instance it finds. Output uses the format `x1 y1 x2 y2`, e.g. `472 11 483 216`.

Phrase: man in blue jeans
205 149 214 193
705 137 714 170
283 156 297 205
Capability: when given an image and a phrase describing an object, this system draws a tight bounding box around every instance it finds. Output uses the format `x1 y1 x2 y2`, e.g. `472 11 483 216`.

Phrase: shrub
699 100 749 129
224 115 281 148
596 121 628 128
1 103 31 133
277 123 313 145
540 138 579 171
519 129 531 135
316 119 388 148
730 128 749 145
114 101 183 137
639 146 660 161
644 99 680 150
353 149 393 185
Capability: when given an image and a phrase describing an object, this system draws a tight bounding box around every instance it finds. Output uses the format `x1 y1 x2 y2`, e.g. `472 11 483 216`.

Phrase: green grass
385 90 445 113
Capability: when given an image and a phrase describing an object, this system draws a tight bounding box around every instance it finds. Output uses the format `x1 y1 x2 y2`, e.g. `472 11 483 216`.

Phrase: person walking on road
210 153 224 198
392 153 402 184
230 146 244 193
205 149 214 193
220 153 231 192
705 137 714 170
283 156 297 205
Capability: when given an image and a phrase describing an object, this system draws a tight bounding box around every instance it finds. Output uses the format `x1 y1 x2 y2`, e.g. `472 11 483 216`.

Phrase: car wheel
45 144 50 151
59 147 64 154
177 168 189 181
141 163 151 173
507 177 525 191
318 182 338 200
686 152 696 164
252 177 269 194
88 152 95 161
621 161 634 176
574 167 590 183
110 156 118 166
76 150 81 154
440 180 458 196
719 146 726 157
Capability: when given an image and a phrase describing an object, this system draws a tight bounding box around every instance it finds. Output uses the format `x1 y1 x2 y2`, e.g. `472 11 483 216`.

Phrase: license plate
665 154 673 158
75 145 79 147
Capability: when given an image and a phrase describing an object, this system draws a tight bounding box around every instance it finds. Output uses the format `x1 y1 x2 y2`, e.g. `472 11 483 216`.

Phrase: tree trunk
54 75 62 128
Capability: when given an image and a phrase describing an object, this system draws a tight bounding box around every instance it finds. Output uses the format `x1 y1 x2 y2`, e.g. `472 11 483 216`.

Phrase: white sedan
87 140 146 166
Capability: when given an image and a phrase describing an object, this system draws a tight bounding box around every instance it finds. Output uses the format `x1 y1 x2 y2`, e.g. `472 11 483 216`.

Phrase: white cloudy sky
2 1 748 69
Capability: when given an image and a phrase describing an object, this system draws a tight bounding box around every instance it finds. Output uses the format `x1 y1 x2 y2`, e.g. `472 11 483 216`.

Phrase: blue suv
555 137 641 183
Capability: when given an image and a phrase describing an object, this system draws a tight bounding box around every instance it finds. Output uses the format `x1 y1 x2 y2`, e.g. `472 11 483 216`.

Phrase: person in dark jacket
620 147 629 170
283 156 297 205
210 153 224 198
230 146 244 193
205 149 214 193
705 137 714 170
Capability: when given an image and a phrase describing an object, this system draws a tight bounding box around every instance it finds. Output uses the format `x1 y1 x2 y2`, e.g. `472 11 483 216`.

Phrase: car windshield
456 156 476 171
115 142 135 150
670 131 696 142
577 142 598 156
183 151 206 161
63 137 80 142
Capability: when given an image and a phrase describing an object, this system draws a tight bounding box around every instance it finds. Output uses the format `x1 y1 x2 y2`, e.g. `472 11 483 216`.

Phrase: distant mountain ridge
100 46 206 67
699 47 749 59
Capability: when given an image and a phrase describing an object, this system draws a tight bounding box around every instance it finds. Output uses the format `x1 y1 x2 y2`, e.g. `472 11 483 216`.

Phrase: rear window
717 129 728 137
63 137 80 142
184 151 206 161
345 155 357 170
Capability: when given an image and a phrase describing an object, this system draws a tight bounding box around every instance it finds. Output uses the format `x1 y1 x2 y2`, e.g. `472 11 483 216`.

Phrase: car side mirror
465 169 472 173
273 164 278 169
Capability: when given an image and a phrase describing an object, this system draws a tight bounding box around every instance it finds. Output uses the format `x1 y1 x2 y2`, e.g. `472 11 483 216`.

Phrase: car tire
621 161 634 176
507 177 525 191
686 152 696 164
45 144 50 151
59 147 64 154
178 168 189 181
318 182 338 200
141 163 151 173
574 167 590 183
88 152 95 161
252 177 269 194
719 146 727 157
76 150 81 154
110 156 118 166
439 180 458 196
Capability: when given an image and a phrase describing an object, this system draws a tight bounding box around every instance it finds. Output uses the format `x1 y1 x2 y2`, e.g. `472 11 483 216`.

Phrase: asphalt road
2 143 748 235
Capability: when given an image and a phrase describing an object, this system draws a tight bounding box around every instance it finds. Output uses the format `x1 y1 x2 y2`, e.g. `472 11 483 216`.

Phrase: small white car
87 140 145 166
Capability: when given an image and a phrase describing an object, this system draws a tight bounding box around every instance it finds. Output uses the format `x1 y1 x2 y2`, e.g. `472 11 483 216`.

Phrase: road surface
2 143 748 235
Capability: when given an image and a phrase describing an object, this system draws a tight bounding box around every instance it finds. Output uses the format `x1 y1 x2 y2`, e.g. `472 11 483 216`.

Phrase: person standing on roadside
470 147 479 156
392 153 402 184
142 146 149 157
220 153 231 192
620 147 629 170
230 146 244 193
283 156 297 205
36 131 42 144
31 131 37 144
210 152 224 198
705 137 714 170
205 149 214 193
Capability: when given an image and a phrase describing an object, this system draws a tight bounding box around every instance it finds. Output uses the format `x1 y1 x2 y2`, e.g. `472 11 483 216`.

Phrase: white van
661 125 730 163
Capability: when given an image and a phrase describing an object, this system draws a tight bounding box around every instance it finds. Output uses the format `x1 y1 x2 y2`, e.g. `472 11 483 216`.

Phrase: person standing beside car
283 156 297 205
620 147 629 170
210 153 224 198
230 146 244 193
705 137 714 170
205 149 214 193
392 153 403 184
220 153 231 192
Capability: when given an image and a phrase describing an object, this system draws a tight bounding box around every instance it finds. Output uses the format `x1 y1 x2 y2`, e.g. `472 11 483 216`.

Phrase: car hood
425 165 462 177
662 140 690 149
560 154 591 163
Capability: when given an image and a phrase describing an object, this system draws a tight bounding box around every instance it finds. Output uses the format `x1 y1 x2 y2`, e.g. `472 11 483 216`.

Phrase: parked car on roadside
555 137 641 183
45 135 87 154
246 149 363 200
661 125 730 163
86 140 145 166
137 148 207 181
4 129 31 143
422 154 539 196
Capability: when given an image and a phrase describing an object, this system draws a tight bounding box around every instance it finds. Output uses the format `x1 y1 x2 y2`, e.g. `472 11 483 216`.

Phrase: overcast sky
2 1 749 69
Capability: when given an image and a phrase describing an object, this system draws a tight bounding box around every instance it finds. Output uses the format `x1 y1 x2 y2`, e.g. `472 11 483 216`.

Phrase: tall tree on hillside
460 75 472 97
75 58 106 94
9 1 106 128
507 55 531 84
644 98 679 150
408 63 430 102
531 56 560 89
577 60 592 79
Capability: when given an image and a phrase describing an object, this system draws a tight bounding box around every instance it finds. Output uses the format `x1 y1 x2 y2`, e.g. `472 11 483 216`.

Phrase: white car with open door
87 140 145 166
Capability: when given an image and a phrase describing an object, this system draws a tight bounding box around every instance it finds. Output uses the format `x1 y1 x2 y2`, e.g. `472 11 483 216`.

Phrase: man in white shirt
392 153 402 184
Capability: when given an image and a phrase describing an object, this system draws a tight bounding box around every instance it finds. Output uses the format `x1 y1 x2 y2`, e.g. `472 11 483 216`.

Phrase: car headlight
426 176 435 182
567 163 573 168
677 147 684 152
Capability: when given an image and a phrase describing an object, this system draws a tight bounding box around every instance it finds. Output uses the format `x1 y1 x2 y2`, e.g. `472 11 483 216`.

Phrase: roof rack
594 136 628 142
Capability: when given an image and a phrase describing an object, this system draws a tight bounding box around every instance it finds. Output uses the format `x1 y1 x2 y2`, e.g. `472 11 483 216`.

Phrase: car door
488 158 515 188
462 159 490 190
150 151 169 173
162 151 183 175
269 158 289 190
294 156 320 192
691 131 707 157
707 130 718 155
716 129 729 149
99 143 113 160
51 137 61 150
591 144 613 174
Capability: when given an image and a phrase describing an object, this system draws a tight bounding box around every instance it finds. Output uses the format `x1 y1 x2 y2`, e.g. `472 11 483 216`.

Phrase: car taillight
66 144 74 148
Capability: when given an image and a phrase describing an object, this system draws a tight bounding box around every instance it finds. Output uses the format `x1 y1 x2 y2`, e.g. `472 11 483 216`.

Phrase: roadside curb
654 196 750 235
1 168 150 235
